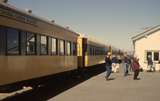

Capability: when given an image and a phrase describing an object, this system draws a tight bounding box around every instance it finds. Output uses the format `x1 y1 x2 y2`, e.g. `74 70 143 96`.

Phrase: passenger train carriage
0 2 108 91
77 36 107 68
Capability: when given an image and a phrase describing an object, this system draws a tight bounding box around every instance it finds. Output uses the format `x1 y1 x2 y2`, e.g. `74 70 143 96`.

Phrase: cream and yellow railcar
77 36 107 68
0 3 79 88
85 38 107 67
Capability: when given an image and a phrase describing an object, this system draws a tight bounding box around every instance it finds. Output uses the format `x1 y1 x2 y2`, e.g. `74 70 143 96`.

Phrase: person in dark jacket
105 52 112 80
124 56 129 76
147 55 155 72
131 57 140 80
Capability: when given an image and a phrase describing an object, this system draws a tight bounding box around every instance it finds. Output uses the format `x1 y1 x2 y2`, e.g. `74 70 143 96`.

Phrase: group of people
105 52 140 80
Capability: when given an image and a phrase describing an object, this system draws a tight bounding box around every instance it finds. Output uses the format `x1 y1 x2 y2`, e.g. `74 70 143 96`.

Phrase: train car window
73 43 77 56
98 48 99 55
95 47 97 55
97 48 99 55
101 48 103 55
51 38 57 55
40 35 48 55
92 46 94 55
70 42 73 55
0 27 6 55
100 48 102 55
36 35 41 55
7 28 19 55
93 47 95 56
27 32 36 55
87 45 89 55
89 46 92 55
66 41 71 56
20 31 27 55
90 46 93 56
59 40 65 55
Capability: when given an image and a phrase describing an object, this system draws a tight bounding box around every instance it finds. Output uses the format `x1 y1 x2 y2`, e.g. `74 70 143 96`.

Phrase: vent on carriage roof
51 20 55 23
25 9 32 14
66 26 70 29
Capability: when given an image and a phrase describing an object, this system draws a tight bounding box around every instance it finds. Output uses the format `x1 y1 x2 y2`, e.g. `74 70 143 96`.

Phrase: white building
132 25 160 71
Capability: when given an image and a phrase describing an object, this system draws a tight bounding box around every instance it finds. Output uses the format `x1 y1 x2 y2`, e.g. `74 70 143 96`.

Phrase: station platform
49 71 160 101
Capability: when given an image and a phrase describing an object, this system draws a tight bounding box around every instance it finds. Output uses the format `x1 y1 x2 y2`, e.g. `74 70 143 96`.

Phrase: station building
132 25 160 71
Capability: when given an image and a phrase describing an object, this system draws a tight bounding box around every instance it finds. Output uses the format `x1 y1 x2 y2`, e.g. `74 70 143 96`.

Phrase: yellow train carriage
77 36 107 68
0 3 79 88
85 38 107 67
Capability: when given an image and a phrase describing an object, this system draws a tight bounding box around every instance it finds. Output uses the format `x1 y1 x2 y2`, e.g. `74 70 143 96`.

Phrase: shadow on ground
2 64 105 101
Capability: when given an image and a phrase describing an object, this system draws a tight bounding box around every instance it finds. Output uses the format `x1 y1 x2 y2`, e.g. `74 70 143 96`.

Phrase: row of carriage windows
0 27 77 56
87 45 106 55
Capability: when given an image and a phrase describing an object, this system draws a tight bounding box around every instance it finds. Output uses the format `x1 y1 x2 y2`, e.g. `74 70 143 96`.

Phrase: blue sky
8 0 160 51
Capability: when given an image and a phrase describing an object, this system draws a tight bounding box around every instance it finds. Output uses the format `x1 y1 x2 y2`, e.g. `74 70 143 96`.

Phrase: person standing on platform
147 55 155 72
131 57 140 80
127 56 132 72
115 55 121 73
105 52 112 80
112 55 116 73
112 55 119 73
124 56 129 76
117 55 122 72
